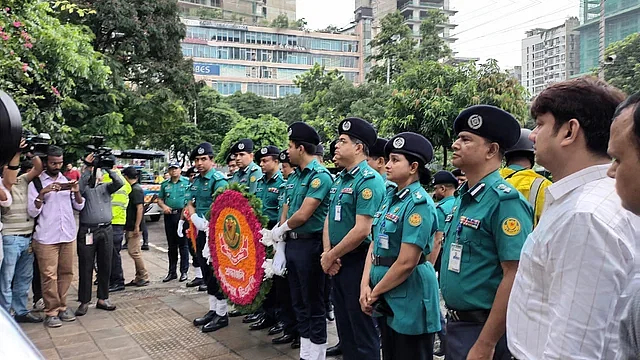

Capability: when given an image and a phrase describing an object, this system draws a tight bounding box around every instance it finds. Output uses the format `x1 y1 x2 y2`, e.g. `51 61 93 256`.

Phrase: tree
294 63 342 100
216 115 289 163
196 87 244 155
224 91 274 119
417 10 452 61
272 94 304 125
271 14 289 28
366 11 416 83
604 33 640 95
317 25 340 34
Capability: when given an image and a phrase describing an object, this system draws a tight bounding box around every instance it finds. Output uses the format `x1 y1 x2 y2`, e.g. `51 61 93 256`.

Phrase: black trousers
77 225 113 303
332 250 380 359
164 213 189 275
275 275 298 336
446 319 511 360
196 231 225 300
379 316 434 360
32 256 42 303
286 237 326 345
110 225 125 287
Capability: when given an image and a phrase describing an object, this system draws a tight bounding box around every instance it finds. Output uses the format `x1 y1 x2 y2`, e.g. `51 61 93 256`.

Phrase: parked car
116 149 167 222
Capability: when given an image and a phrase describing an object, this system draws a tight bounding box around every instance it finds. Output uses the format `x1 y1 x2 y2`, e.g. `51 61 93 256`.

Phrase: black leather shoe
326 306 335 321
125 279 149 287
242 312 263 324
268 322 284 335
198 284 208 292
290 336 300 349
186 278 204 287
179 273 188 282
326 344 342 356
272 333 295 345
14 312 43 323
141 244 149 251
202 314 228 333
75 303 89 316
162 273 177 282
109 284 125 292
193 310 216 326
96 299 116 311
249 316 276 330
228 309 243 317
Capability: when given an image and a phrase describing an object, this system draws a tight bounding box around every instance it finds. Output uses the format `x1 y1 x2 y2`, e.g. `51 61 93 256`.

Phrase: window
215 82 242 95
247 83 277 97
279 85 301 97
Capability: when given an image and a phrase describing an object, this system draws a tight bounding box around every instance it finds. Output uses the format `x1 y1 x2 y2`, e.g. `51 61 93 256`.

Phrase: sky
297 0 582 69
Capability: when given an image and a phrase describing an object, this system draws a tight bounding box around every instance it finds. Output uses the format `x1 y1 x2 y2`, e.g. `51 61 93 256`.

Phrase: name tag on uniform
334 205 342 221
86 232 94 246
378 234 389 249
330 188 337 194
341 188 353 194
445 214 453 223
448 243 462 273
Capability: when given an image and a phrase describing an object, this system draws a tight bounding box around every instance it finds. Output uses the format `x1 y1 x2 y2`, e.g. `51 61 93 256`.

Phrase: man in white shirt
507 77 638 359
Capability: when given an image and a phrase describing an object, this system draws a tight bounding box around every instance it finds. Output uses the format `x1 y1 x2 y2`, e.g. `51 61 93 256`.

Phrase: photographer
75 154 122 316
0 141 43 323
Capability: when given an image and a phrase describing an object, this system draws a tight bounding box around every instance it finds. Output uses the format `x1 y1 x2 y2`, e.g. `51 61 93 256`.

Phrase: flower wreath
208 183 273 313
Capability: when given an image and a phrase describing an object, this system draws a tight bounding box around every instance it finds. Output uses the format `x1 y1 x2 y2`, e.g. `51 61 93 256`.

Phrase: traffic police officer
322 118 384 360
499 129 552 226
452 168 466 185
360 132 441 360
271 122 333 360
429 170 458 270
226 153 238 177
440 105 534 360
186 142 231 333
157 162 191 283
367 137 397 195
230 139 262 194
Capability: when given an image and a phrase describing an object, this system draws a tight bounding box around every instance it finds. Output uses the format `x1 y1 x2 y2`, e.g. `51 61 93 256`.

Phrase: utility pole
598 0 606 79
386 34 401 85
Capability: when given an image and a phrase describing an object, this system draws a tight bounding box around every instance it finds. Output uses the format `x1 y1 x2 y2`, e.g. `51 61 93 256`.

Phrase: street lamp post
386 34 402 85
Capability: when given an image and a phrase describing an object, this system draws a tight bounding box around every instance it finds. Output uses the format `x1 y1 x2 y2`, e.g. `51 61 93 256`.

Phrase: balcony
399 0 458 16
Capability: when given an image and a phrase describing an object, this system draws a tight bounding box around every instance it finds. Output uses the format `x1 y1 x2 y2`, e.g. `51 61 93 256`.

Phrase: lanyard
455 223 462 244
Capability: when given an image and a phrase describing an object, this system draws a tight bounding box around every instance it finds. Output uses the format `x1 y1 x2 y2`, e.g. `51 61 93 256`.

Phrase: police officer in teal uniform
271 122 333 360
321 118 384 360
186 142 231 333
230 139 262 194
367 137 397 196
440 105 534 360
157 162 191 283
360 132 441 360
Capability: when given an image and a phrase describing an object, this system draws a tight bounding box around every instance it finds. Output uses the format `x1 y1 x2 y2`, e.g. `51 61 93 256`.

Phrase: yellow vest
103 170 131 225
499 166 552 227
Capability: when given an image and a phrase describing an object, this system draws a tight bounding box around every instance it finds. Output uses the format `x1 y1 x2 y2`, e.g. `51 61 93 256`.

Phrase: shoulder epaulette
411 189 427 204
492 182 519 200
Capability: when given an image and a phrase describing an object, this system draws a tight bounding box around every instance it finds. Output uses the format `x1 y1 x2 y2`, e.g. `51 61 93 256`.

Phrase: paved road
20 218 340 360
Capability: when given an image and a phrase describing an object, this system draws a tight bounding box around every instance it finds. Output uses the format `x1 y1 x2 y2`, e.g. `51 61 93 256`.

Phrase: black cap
432 170 459 186
315 144 324 157
369 138 388 158
279 150 290 164
384 132 434 165
506 129 534 154
225 153 236 163
122 166 139 179
190 142 214 161
255 145 280 161
338 117 377 147
231 139 254 154
454 105 521 150
288 122 320 145
185 166 196 176
329 140 338 159
452 168 465 177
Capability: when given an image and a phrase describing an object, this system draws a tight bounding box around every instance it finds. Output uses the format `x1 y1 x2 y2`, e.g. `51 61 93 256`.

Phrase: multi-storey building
577 0 640 74
177 0 296 25
370 0 457 43
521 17 580 98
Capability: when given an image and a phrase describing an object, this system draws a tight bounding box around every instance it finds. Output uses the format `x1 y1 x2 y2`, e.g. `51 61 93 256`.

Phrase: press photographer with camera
75 152 123 316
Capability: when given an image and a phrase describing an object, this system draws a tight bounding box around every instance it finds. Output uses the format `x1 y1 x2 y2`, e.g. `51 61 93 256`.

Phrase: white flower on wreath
259 229 275 247
203 227 212 264
262 258 275 280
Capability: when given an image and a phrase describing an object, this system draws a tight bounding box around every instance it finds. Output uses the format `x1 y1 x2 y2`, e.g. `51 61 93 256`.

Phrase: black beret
190 142 214 161
454 105 521 150
369 137 388 158
432 170 459 186
452 168 465 177
338 117 377 147
385 132 434 164
288 122 320 145
225 153 236 163
315 144 324 157
231 138 254 154
329 139 338 159
279 150 290 164
255 145 280 161
185 166 196 176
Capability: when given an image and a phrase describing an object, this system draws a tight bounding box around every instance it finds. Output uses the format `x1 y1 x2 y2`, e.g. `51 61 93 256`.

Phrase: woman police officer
359 132 441 360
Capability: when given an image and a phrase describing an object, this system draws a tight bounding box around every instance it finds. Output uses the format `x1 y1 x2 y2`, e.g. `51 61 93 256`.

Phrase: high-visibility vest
500 166 552 227
103 170 131 225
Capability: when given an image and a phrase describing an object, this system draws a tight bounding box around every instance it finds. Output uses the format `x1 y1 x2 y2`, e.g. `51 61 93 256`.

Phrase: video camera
22 130 51 157
85 136 115 169
0 91 23 166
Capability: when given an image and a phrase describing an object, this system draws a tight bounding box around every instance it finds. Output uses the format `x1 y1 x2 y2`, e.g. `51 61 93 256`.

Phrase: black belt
447 309 491 323
285 231 322 240
80 222 111 229
371 253 426 267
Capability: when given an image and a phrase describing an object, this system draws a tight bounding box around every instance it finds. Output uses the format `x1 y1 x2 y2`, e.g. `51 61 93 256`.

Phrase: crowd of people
2 75 640 360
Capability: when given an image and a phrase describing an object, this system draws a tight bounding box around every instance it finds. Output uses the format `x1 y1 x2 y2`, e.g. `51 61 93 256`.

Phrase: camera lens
0 91 23 166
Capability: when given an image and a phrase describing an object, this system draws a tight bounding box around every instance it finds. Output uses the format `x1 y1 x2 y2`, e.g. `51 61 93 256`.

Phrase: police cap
338 117 377 148
231 138 254 154
505 129 534 154
185 166 196 176
454 105 521 150
279 150 290 164
315 144 324 157
385 132 434 165
451 168 465 177
190 142 214 161
288 122 320 146
225 153 236 164
255 145 280 162
369 138 388 158
168 162 180 169
432 170 458 186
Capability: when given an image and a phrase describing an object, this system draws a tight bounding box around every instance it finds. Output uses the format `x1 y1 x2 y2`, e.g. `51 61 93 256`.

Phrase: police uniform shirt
191 168 228 217
278 180 288 220
230 161 262 194
159 176 191 210
255 171 284 224
285 158 332 234
435 196 455 232
328 160 385 246
440 170 533 311
370 181 441 335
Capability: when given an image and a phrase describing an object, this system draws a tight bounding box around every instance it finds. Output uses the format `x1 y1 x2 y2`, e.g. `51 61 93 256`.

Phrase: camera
0 91 23 166
22 130 51 157
85 136 115 169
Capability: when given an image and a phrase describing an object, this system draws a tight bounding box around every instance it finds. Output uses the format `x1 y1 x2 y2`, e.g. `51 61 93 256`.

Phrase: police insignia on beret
408 213 422 227
311 178 321 189
238 143 245 150
197 147 205 155
288 128 293 136
468 114 483 130
502 218 521 236
280 152 286 160
361 188 373 200
393 137 405 149
261 148 268 155
342 120 351 131
230 154 236 159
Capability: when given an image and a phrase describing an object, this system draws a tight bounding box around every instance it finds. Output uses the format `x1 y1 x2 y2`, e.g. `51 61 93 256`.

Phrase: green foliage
216 114 289 163
196 8 222 20
196 87 244 155
269 14 307 30
317 25 340 34
417 10 452 62
604 32 640 95
224 91 274 119
271 94 304 125
366 11 416 83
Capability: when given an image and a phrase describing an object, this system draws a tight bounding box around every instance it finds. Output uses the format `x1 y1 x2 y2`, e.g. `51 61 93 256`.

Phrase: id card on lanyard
448 223 463 273
378 216 389 250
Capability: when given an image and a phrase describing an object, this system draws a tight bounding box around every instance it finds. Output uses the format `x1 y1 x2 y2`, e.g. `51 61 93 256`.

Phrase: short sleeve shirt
435 196 456 233
159 176 191 210
255 171 284 224
125 183 145 231
191 168 228 217
230 162 263 194
285 158 332 234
